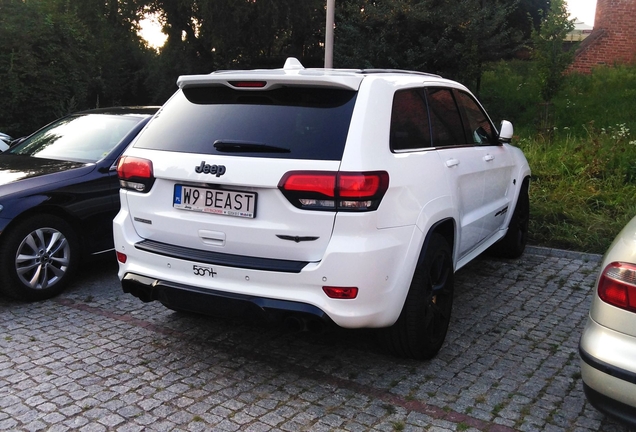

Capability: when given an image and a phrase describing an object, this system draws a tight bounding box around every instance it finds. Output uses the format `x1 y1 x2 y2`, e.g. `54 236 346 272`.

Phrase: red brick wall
569 0 636 74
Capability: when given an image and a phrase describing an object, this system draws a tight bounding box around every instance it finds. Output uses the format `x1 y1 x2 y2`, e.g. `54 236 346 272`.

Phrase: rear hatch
121 72 363 263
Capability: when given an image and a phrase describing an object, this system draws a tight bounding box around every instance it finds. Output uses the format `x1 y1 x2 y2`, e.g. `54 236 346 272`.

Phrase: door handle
445 158 460 167
483 154 494 162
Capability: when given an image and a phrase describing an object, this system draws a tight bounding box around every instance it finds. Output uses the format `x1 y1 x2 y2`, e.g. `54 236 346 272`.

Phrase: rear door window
425 88 467 147
134 86 357 161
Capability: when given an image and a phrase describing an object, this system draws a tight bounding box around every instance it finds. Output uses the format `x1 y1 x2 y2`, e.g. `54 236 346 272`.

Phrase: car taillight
117 156 155 193
598 262 636 313
278 171 389 212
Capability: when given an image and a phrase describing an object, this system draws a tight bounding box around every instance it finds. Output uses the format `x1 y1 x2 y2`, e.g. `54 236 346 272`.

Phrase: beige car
579 216 636 427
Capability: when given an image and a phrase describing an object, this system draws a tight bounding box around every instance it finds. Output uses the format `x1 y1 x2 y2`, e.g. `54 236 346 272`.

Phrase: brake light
598 262 636 313
117 156 155 193
278 171 389 211
323 286 358 299
229 81 267 88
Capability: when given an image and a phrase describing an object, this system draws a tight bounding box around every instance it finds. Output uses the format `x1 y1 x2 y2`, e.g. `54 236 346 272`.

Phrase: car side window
390 89 432 151
454 90 496 146
425 88 467 147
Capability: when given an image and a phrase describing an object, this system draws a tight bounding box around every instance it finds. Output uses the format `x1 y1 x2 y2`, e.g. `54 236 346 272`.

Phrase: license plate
173 185 257 218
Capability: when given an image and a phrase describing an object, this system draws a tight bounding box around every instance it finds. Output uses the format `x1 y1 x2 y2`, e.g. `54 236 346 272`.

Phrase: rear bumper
122 272 335 329
582 382 636 427
114 210 423 328
579 316 636 427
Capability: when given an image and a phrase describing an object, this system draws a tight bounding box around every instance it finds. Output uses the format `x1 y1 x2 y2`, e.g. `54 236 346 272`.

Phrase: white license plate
173 185 257 218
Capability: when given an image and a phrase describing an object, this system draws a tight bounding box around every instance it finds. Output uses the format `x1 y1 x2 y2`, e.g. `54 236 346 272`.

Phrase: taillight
278 171 389 211
598 262 636 313
117 156 155 193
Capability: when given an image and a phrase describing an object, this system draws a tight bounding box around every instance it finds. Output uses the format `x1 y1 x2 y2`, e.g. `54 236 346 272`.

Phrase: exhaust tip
283 315 327 334
284 316 304 333
306 319 325 334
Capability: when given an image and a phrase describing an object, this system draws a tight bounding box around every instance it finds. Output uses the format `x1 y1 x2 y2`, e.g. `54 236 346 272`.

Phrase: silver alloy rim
15 227 70 290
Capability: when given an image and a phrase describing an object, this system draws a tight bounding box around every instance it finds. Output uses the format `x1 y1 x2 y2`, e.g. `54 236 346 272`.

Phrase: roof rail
360 69 442 78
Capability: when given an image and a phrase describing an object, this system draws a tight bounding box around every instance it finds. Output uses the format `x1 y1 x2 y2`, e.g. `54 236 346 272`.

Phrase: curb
525 245 603 262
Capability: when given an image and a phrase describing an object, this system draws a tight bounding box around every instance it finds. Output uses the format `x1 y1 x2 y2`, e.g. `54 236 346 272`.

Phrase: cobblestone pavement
0 247 632 432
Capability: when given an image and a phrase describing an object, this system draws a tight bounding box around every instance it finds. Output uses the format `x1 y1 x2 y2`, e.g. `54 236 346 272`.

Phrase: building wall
569 0 636 74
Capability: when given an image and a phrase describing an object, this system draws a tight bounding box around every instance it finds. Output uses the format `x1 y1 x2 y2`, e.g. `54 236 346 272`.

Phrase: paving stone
0 249 629 431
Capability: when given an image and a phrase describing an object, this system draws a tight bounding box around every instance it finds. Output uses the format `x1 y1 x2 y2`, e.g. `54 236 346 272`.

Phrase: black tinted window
425 88 467 147
390 89 431 151
134 86 357 160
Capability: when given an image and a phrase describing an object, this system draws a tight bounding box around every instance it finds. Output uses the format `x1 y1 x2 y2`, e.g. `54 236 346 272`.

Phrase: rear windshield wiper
213 140 290 153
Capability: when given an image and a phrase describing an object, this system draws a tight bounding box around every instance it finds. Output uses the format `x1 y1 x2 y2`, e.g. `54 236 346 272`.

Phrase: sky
139 14 167 49
568 0 597 25
139 1 599 49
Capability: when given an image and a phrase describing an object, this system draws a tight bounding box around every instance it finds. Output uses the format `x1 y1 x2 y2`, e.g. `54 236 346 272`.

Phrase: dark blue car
0 107 158 301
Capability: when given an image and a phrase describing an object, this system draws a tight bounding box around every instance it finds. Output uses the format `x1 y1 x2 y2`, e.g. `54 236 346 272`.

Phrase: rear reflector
278 171 389 212
598 262 636 313
116 251 127 264
323 286 358 299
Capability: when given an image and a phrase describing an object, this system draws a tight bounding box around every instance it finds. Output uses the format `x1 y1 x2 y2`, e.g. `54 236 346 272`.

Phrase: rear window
134 86 357 160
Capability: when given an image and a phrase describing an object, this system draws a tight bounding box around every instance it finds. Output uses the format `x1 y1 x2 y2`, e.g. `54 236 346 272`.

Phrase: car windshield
9 114 142 163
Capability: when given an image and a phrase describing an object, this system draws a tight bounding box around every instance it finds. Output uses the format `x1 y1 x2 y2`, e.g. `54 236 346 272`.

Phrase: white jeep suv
114 58 530 359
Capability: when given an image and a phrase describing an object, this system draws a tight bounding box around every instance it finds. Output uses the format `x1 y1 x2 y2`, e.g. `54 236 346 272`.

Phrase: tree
0 0 94 135
531 0 574 102
511 0 550 37
142 0 327 102
334 0 524 93
334 0 431 69
65 0 158 107
0 0 157 136
429 0 525 92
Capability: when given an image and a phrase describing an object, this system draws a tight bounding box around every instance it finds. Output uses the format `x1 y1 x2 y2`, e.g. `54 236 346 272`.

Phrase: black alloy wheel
379 232 454 360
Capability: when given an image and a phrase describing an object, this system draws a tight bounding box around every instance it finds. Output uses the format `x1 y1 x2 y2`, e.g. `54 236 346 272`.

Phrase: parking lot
0 247 631 431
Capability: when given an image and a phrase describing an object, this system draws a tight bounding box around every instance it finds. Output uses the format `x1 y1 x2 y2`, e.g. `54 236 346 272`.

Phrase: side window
455 90 496 145
390 89 431 151
425 88 467 147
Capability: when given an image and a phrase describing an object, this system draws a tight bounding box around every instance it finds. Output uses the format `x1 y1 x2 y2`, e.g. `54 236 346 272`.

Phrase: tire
379 233 454 360
0 215 79 301
489 179 530 259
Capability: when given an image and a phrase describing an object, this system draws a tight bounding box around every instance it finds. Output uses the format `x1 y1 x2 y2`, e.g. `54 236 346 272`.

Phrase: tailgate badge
195 161 226 177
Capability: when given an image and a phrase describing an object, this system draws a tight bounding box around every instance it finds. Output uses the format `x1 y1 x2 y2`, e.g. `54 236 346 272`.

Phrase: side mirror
499 120 513 144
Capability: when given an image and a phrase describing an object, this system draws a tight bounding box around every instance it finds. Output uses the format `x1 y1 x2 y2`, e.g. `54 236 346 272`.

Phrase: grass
392 421 405 431
481 62 636 254
519 128 636 253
